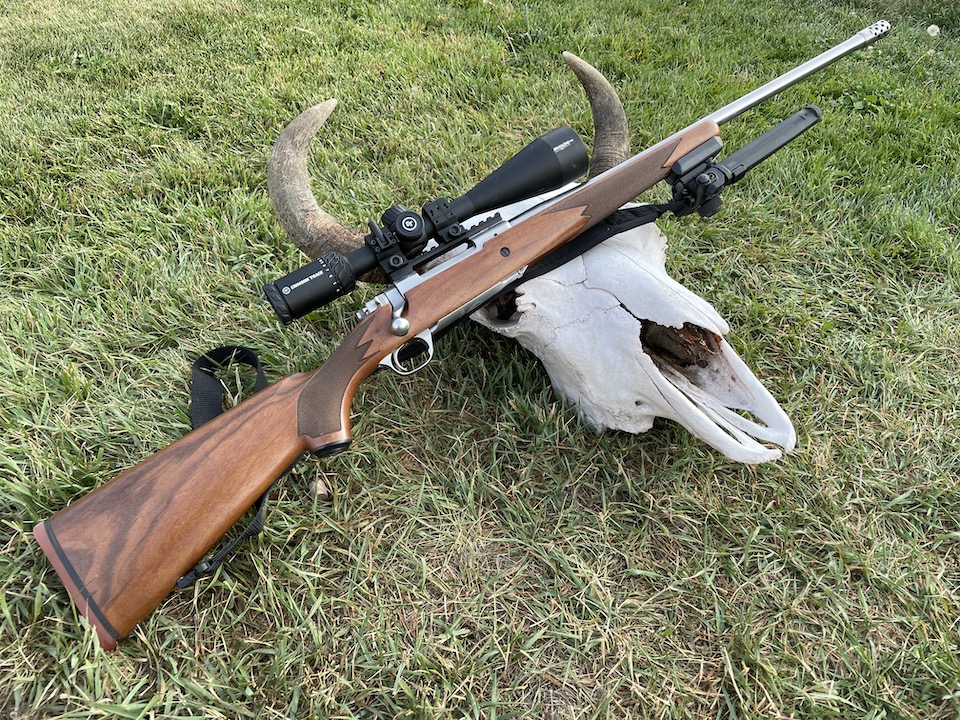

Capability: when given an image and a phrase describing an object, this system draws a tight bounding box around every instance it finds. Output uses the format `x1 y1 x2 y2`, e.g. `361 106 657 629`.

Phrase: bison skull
467 192 796 464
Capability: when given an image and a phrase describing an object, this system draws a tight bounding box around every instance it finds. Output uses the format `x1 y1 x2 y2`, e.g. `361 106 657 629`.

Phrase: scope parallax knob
393 211 424 243
380 205 426 255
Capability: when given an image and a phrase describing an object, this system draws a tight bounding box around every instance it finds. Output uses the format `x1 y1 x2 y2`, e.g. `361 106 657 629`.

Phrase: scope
263 125 588 324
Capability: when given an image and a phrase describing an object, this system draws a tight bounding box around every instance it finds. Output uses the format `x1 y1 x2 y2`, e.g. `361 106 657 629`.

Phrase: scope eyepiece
263 246 375 324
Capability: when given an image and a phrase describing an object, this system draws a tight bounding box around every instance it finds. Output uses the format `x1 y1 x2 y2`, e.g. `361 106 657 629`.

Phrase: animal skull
466 192 796 464
266 54 796 464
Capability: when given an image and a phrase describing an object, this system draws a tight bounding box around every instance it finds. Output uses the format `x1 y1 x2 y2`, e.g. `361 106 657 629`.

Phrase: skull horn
561 52 630 178
267 55 630 262
266 99 365 260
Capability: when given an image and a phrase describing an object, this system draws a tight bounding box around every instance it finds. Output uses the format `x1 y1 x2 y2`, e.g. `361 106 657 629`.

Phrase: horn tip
307 98 338 117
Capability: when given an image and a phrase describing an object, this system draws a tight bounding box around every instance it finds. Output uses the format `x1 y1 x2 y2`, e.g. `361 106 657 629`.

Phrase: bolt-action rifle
34 21 890 649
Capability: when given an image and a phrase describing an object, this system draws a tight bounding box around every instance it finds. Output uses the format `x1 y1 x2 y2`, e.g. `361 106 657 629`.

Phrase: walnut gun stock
34 308 396 650
34 21 889 648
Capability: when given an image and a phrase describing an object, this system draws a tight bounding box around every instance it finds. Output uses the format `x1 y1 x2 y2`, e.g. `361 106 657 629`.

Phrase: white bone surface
468 188 797 464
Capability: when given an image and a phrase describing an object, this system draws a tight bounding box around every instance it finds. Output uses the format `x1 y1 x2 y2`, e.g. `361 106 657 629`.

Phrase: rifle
34 21 890 649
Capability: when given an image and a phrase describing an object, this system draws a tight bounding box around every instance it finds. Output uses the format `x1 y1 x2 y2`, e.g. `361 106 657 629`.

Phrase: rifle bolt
391 317 411 336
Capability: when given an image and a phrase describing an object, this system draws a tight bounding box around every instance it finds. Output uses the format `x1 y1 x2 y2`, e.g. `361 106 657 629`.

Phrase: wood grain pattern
37 371 316 641
296 303 399 445
401 119 720 335
34 305 404 646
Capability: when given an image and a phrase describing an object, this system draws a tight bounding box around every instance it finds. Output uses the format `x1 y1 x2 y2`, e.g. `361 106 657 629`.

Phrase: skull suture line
266 54 796 464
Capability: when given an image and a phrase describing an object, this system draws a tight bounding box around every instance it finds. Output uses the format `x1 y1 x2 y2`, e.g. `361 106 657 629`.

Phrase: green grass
2 0 959 717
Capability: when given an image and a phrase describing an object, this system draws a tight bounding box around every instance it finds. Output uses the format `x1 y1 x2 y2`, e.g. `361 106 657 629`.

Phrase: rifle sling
421 203 683 346
504 201 685 292
177 346 275 589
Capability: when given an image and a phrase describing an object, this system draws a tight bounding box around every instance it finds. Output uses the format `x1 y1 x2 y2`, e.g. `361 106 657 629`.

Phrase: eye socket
491 291 520 322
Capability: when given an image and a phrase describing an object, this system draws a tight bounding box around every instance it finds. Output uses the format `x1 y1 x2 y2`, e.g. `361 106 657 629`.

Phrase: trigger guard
381 330 434 376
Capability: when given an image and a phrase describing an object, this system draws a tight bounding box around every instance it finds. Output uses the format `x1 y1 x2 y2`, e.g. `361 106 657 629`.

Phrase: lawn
1 0 958 717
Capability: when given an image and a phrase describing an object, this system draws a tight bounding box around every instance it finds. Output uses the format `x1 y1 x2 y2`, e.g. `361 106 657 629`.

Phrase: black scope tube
443 126 587 226
264 125 588 324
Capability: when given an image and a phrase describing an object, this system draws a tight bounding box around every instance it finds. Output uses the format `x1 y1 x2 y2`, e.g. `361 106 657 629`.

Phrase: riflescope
264 125 588 324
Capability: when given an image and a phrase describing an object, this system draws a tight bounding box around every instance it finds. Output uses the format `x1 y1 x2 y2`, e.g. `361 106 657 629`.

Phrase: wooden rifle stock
34 119 720 647
34 303 398 648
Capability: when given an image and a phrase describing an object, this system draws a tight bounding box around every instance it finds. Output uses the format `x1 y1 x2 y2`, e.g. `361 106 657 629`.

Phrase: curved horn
268 58 629 263
266 99 364 260
562 52 630 178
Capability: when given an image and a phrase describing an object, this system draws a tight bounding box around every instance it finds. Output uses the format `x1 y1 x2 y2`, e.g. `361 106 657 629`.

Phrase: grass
1 0 958 717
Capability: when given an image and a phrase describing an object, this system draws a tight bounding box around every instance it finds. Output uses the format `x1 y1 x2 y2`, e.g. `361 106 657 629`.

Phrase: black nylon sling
177 346 274 589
